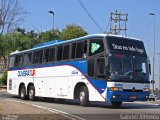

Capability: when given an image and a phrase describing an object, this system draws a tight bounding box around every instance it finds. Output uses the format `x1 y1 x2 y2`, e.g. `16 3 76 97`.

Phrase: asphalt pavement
0 91 160 120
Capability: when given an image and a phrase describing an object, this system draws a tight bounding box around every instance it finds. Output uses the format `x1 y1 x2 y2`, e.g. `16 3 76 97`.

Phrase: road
0 91 160 120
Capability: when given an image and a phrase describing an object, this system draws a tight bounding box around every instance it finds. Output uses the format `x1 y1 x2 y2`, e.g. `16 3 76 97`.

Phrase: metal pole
149 13 156 94
157 53 160 98
159 56 160 98
49 10 54 30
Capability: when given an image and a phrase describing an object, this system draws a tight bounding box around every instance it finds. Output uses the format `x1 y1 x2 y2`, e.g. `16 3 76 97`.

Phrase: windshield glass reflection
108 54 149 82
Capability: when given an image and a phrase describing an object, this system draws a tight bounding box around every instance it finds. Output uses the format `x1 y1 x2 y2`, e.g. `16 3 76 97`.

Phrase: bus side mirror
149 64 151 75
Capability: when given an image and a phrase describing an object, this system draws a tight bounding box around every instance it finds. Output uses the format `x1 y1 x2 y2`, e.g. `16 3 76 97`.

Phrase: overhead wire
77 0 104 33
105 17 111 33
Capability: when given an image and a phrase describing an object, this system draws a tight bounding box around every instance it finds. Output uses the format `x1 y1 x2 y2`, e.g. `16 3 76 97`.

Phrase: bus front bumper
107 91 150 102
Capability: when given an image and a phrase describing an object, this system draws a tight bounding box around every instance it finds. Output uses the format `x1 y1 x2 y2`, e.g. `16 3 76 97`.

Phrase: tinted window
88 59 95 77
49 47 55 62
71 43 76 59
76 42 84 58
15 55 23 67
89 39 104 56
96 58 105 79
23 52 32 66
44 49 49 63
9 56 15 68
57 46 63 61
33 50 43 64
63 45 70 60
71 41 87 59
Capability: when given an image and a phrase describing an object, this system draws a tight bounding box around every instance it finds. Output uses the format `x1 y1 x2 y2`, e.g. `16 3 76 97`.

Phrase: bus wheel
28 85 35 101
20 85 27 100
111 101 122 108
79 86 89 106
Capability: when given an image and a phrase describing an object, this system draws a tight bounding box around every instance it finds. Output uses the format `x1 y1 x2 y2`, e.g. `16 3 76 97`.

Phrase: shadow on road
1 91 160 109
24 97 160 109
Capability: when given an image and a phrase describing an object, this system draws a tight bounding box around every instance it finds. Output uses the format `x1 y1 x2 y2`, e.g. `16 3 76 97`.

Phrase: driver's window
96 58 105 79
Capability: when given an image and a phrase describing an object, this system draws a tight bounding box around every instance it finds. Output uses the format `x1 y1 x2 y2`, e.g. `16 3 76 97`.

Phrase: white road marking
7 99 86 120
133 101 159 106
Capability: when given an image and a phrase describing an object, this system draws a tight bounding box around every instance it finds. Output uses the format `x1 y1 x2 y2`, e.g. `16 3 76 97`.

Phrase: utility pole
157 53 160 98
110 10 128 35
149 13 156 94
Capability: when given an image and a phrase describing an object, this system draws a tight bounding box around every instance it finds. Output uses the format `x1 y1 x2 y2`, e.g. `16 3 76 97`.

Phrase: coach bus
7 34 150 107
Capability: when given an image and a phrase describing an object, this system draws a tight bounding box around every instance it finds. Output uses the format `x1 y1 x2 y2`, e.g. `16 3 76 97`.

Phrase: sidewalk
0 86 7 92
0 99 68 120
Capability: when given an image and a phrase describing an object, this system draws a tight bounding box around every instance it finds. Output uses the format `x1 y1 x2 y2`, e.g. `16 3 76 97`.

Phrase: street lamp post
49 10 54 30
149 13 156 94
157 53 160 98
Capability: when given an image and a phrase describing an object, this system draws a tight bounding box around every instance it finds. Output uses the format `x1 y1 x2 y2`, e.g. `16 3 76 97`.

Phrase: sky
19 0 160 88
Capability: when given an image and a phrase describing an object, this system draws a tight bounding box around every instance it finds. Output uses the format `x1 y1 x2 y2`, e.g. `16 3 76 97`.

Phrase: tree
38 29 61 42
0 0 26 34
0 70 7 85
60 24 88 40
0 0 26 73
0 32 32 69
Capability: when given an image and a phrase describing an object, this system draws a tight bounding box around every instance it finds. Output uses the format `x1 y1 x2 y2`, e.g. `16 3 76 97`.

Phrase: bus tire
28 85 35 101
111 101 122 108
79 86 89 106
19 85 27 100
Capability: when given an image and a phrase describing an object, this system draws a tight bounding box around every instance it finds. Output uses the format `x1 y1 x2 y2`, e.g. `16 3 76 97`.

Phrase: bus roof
10 34 142 55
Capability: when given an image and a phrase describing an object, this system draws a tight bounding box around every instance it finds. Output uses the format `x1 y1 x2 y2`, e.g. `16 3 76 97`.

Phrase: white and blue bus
7 34 150 107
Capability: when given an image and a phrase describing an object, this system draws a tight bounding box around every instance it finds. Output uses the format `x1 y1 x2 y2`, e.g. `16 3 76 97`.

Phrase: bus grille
123 89 143 92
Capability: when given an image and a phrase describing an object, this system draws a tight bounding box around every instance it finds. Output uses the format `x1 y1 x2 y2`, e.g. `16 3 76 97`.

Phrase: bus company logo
18 69 36 77
115 83 123 87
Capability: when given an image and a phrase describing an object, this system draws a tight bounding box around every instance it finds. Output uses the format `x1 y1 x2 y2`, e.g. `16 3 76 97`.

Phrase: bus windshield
108 54 149 82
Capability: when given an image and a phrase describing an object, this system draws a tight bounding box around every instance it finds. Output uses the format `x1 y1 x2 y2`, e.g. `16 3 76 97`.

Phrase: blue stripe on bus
8 60 87 74
87 77 107 94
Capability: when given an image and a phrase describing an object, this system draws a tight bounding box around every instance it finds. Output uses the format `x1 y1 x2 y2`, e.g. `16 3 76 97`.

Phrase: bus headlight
110 87 123 91
143 88 150 92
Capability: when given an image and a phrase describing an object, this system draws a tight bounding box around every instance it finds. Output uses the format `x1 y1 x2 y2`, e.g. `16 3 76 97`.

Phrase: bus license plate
130 96 136 99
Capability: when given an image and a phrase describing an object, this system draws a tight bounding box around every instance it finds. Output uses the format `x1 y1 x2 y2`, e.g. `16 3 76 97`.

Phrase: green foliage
0 32 35 56
0 24 88 85
39 29 60 42
0 24 88 58
60 24 88 40
0 71 7 85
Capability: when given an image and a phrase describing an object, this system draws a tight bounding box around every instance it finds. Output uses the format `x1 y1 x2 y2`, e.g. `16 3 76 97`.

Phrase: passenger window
71 43 76 59
57 46 63 61
44 49 49 63
33 50 43 64
63 45 70 60
71 41 87 59
89 39 104 56
49 47 55 62
76 42 84 58
23 52 32 66
9 56 15 68
14 55 23 67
